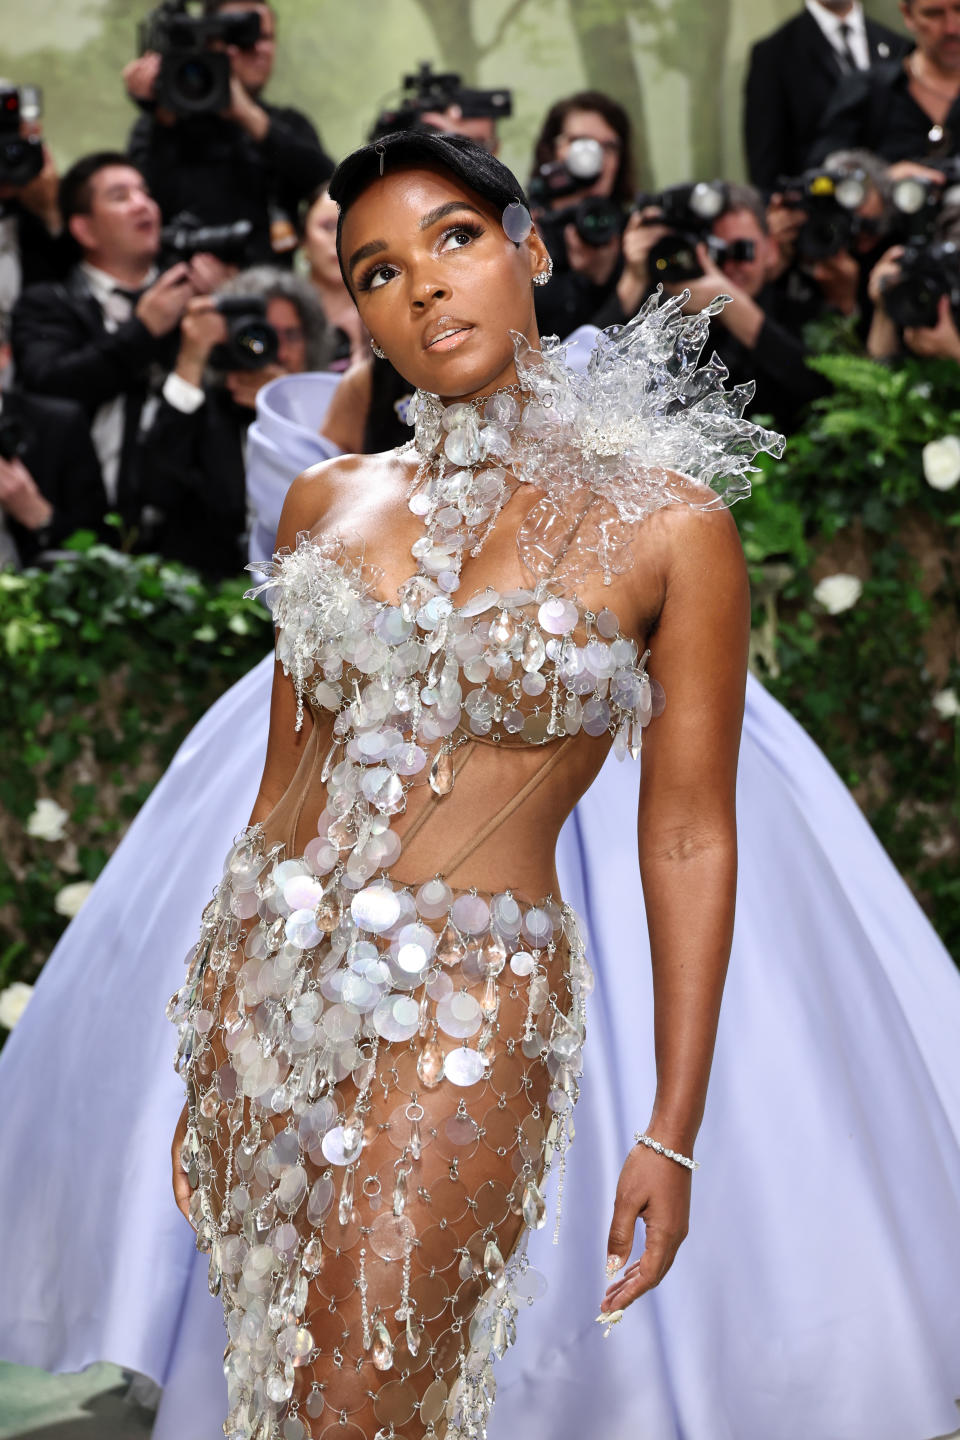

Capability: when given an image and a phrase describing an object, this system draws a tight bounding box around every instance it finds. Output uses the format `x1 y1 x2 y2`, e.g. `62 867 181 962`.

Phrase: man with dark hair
0 312 106 567
11 151 222 532
811 0 960 164
138 267 330 578
123 0 335 267
745 2 909 191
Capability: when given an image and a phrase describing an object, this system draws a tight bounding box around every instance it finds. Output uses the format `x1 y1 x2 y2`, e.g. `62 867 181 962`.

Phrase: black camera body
777 168 869 261
210 295 279 372
0 85 44 188
528 136 624 248
372 61 512 139
882 239 960 330
0 411 32 464
139 1 261 116
637 182 749 283
889 159 960 244
161 211 254 265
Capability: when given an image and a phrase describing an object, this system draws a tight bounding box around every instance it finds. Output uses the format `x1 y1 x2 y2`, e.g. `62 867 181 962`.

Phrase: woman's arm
601 500 749 1315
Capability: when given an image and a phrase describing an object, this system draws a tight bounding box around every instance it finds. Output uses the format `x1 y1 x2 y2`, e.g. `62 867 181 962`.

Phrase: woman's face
554 108 622 200
340 165 548 402
303 190 341 287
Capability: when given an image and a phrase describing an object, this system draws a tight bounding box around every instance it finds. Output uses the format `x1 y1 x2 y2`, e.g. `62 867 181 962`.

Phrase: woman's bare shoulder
275 450 413 553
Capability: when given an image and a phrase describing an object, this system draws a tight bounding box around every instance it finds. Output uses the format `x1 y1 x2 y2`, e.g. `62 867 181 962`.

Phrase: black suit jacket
128 102 335 268
745 9 910 189
1 390 107 565
137 385 249 581
10 267 177 523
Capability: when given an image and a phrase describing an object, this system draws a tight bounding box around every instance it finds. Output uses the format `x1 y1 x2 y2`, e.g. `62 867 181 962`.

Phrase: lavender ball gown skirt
1 372 958 1440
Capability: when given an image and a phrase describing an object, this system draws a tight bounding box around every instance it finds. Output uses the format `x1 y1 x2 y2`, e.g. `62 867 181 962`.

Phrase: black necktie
835 21 859 73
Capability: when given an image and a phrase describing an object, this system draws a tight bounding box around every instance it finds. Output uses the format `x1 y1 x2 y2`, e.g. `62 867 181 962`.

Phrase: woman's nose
410 276 451 308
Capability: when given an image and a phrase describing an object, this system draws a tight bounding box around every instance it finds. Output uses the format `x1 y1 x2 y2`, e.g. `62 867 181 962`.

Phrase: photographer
137 266 328 577
0 81 72 322
11 152 227 527
0 313 106 568
371 62 509 156
865 201 960 361
619 183 829 430
811 0 960 166
528 91 636 336
125 0 335 268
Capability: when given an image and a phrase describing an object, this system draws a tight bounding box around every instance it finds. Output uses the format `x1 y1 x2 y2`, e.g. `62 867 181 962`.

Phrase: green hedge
738 353 960 960
1 356 957 1027
0 535 271 996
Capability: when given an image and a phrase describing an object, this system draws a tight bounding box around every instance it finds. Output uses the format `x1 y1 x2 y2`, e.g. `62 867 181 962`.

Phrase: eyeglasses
274 327 304 345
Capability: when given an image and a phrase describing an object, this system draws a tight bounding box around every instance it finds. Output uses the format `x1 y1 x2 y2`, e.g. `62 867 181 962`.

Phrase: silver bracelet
634 1131 699 1171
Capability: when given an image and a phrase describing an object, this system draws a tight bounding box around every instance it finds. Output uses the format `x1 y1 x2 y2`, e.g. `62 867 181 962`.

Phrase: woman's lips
425 324 475 352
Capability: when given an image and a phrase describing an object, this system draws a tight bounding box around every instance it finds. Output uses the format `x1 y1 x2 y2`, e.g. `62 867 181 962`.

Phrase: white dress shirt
0 214 22 329
79 261 158 505
0 391 21 568
805 1 872 71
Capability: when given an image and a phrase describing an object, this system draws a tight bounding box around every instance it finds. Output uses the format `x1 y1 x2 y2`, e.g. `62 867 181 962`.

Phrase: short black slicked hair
328 130 529 290
60 151 144 228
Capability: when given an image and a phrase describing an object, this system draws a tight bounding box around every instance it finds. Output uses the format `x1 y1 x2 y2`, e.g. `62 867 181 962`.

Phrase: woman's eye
439 226 482 253
366 265 396 291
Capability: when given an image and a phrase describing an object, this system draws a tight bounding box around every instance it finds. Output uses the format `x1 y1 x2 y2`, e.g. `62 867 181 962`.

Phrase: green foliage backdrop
0 0 911 190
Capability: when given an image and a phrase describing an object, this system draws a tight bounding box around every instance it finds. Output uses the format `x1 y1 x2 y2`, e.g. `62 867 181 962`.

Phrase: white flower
0 981 34 1031
813 573 863 614
25 797 69 842
932 687 960 720
922 435 960 491
54 881 94 918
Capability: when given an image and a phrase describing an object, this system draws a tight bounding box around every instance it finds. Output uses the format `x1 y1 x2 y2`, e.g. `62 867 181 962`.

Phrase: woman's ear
526 228 551 283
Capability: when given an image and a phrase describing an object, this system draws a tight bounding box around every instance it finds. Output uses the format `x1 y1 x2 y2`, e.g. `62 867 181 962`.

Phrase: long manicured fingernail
605 1254 625 1276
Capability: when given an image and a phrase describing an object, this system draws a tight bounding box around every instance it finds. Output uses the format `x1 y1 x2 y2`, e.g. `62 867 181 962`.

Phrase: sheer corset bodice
254 531 661 904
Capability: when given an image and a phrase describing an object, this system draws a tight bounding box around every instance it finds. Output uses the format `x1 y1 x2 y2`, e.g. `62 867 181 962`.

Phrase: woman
3 139 959 1440
529 90 636 337
299 185 369 371
168 129 767 1439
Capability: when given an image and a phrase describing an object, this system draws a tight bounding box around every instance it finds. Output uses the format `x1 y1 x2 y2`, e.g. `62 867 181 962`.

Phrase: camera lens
688 182 726 221
173 56 217 106
892 177 929 216
565 137 605 183
835 175 867 211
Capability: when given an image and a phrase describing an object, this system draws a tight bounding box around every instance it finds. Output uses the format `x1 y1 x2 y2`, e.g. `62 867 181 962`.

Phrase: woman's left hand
599 1142 692 1318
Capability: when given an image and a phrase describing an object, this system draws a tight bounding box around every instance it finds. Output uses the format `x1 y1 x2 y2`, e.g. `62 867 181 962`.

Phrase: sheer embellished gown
168 299 780 1440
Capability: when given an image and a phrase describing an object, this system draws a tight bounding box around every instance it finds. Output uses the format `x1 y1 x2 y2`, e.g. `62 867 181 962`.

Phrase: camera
161 211 254 265
0 85 44 188
636 182 752 282
881 239 960 330
0 411 32 463
528 136 624 248
210 295 278 371
889 159 960 243
777 167 870 261
139 0 262 116
371 61 512 139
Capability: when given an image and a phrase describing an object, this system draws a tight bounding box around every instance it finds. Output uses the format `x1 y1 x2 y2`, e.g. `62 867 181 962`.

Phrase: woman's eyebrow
348 238 387 274
419 201 486 230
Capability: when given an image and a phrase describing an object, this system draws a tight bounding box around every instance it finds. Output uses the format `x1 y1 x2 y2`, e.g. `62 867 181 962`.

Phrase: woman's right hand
868 244 905 312
171 1101 194 1224
599 1139 692 1321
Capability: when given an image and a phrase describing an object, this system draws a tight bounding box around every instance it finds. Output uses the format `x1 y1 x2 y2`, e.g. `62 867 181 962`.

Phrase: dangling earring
502 199 533 243
371 339 386 359
533 258 554 287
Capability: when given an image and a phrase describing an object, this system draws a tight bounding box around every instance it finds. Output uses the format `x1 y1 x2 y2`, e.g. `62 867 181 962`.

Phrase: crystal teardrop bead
483 1239 506 1289
480 975 500 1021
320 737 339 784
416 1039 445 1088
428 747 455 796
315 895 339 934
372 1321 394 1371
521 1179 547 1230
405 1313 422 1357
338 1165 355 1227
490 609 517 646
410 1114 423 1160
301 1236 324 1275
393 1165 409 1217
521 629 546 673
208 1240 222 1295
437 922 465 966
